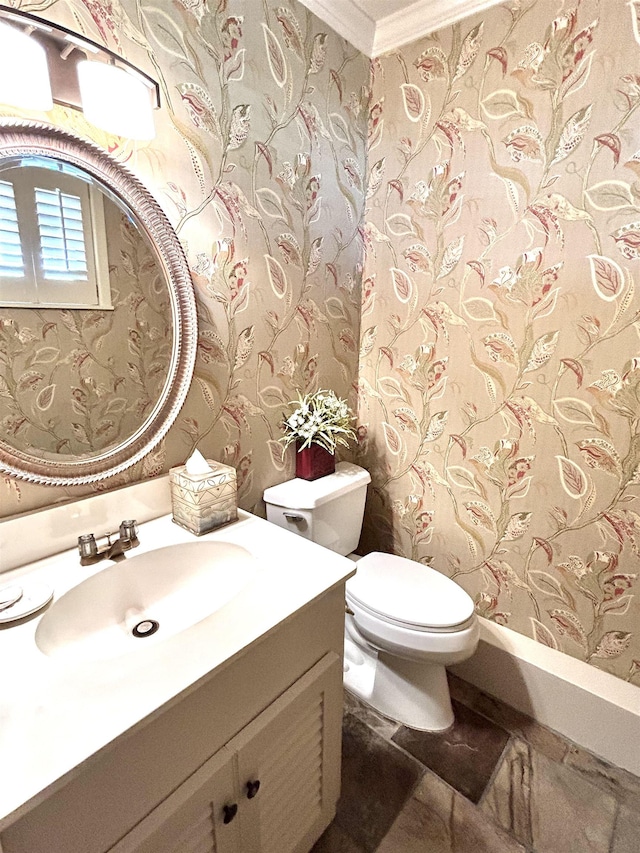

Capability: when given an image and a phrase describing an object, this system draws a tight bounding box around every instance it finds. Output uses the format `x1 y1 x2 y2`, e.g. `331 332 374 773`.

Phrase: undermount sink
35 541 258 662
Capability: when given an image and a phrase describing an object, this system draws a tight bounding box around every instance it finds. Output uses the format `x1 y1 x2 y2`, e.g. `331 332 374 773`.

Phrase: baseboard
450 617 640 776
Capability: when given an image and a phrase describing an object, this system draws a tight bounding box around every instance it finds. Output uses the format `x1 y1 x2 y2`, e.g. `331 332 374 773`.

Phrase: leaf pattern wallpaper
0 0 639 688
0 0 368 508
356 0 640 682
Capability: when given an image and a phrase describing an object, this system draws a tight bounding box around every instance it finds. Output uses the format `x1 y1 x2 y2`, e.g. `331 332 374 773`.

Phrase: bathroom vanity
0 502 354 853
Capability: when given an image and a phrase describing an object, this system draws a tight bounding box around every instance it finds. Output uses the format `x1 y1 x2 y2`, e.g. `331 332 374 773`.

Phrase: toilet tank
263 462 371 555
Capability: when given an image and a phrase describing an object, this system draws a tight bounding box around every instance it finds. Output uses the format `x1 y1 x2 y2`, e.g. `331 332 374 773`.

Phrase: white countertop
0 510 355 830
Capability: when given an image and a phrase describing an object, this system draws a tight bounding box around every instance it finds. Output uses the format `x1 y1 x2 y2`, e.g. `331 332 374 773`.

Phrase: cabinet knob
246 779 261 799
222 803 238 824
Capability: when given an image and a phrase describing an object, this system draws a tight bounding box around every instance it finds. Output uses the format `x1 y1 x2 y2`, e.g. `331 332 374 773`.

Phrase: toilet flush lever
283 512 304 523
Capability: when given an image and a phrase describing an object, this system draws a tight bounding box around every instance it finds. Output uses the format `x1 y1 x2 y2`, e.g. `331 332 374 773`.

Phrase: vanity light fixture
0 6 160 140
0 20 53 111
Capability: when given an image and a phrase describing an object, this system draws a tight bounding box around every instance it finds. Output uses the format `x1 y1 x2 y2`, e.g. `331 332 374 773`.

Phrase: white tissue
185 449 213 476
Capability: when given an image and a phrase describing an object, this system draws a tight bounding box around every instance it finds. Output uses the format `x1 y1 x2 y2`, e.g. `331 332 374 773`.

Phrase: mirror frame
0 120 197 485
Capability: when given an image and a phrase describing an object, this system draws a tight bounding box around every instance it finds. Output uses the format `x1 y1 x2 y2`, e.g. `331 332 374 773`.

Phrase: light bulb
0 22 53 111
77 60 155 140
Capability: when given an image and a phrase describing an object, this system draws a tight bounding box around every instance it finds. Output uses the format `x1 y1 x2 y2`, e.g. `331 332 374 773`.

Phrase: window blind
35 187 89 281
0 179 25 279
0 164 110 309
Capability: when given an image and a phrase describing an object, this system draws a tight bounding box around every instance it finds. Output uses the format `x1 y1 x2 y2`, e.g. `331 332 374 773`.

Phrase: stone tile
377 770 527 853
611 802 640 853
450 675 640 806
563 743 640 809
343 689 400 741
482 737 618 853
448 674 568 764
310 822 366 853
392 699 510 804
334 712 425 852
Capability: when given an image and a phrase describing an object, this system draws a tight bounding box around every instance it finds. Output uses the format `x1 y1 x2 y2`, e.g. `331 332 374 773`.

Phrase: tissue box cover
169 459 238 535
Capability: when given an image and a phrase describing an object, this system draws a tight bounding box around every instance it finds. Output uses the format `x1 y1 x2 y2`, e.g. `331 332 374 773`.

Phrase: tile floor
312 675 640 853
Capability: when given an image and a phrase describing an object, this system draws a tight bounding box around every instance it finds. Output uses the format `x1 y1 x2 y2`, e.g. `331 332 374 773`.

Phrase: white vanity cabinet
110 653 342 853
0 585 346 853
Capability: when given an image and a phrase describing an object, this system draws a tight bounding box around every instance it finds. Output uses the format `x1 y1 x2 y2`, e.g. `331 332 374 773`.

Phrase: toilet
263 462 479 731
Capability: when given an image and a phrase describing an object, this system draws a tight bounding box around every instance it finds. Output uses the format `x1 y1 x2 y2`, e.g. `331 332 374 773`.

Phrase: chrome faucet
77 520 139 566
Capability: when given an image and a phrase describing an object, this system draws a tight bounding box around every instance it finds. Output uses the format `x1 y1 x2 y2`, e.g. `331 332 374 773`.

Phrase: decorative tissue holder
169 457 237 536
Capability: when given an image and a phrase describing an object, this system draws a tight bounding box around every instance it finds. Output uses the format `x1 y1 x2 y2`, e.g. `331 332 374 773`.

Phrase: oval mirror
0 120 197 485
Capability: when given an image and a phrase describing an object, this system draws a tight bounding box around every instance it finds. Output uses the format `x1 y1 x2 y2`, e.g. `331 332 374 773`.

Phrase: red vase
295 442 336 481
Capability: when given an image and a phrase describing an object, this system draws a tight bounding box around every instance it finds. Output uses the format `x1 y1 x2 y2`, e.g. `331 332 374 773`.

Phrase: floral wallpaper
0 199 171 458
1 0 639 688
0 0 368 510
356 0 640 683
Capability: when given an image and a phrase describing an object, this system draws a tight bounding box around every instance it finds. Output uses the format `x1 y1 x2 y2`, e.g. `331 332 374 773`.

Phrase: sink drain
132 619 160 638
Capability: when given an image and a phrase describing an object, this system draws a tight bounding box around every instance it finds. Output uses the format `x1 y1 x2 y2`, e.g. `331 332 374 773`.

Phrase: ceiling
297 0 505 57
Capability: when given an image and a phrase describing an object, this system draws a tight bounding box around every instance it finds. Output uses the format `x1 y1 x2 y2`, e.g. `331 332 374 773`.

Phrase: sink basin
35 541 258 662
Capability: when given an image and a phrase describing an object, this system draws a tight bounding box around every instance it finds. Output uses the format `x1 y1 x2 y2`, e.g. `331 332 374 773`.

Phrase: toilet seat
346 593 476 634
347 551 475 632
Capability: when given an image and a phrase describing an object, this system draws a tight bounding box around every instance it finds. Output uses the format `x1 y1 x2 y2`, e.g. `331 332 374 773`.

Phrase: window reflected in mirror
0 157 112 309
0 159 174 459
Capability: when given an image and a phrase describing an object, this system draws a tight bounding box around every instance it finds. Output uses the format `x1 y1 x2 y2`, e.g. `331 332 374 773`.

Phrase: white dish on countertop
0 582 52 624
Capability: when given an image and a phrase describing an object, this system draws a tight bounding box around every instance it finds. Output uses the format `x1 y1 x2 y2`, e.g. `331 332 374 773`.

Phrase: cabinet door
107 652 342 853
233 652 343 853
107 746 240 853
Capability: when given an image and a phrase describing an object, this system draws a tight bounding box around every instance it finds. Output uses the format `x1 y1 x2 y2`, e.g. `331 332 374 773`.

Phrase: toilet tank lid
263 462 371 509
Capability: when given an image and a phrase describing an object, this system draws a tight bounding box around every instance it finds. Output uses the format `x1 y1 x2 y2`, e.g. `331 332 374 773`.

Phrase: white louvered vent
165 806 217 853
257 698 325 853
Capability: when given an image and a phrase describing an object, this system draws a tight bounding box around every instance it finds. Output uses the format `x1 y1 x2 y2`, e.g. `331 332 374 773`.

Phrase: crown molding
296 0 377 56
372 0 506 55
298 0 506 57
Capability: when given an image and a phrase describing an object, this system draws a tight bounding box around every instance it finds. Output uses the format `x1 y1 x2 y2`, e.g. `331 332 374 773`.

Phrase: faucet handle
119 519 138 542
78 533 98 560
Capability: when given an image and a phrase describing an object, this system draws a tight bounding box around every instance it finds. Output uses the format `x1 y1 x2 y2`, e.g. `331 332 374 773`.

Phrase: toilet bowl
344 551 478 730
263 462 479 731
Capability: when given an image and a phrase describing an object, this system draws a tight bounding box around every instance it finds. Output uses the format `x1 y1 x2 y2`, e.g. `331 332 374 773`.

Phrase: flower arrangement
280 390 357 454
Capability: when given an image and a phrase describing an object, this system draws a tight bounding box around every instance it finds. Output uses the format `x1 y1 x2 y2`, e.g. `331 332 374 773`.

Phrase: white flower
18 328 37 344
410 181 431 204
557 555 589 579
472 447 495 469
280 389 357 453
492 266 517 290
